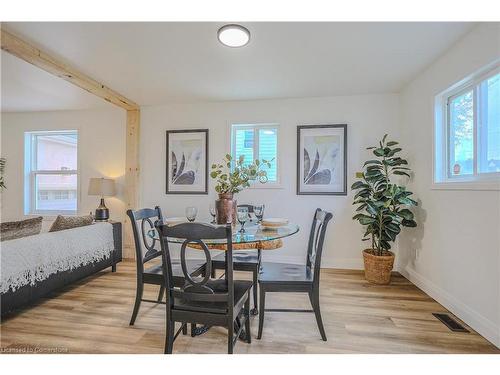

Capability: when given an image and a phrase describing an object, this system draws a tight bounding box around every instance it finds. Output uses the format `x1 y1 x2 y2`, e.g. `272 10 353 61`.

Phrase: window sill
432 181 500 191
246 183 284 190
25 212 78 219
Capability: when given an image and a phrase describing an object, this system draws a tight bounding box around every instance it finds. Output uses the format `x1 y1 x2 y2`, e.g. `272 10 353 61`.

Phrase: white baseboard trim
401 266 500 349
322 257 364 270
262 254 364 270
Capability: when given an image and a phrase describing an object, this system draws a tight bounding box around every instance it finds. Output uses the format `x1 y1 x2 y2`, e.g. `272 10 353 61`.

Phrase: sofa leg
111 264 117 272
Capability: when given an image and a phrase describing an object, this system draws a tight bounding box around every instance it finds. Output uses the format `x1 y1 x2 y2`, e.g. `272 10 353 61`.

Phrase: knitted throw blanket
0 222 114 294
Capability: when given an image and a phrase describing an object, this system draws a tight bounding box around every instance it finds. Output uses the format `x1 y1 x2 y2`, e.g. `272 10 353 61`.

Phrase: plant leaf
303 149 311 178
305 149 320 182
306 169 331 184
171 152 178 180
173 171 194 185
402 219 417 227
397 209 414 220
393 171 411 178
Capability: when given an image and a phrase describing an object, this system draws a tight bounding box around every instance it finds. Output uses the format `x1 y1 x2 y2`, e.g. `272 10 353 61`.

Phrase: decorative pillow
49 215 93 233
0 216 43 242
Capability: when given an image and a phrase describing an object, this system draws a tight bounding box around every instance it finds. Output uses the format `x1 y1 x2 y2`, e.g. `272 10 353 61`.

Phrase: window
231 124 279 184
25 131 78 215
435 65 500 186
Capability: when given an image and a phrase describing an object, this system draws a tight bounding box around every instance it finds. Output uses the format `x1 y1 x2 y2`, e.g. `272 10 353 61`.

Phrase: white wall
0 108 127 226
140 94 400 268
399 23 500 347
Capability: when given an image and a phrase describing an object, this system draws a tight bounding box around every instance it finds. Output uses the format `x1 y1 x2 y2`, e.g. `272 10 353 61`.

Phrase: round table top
147 222 299 247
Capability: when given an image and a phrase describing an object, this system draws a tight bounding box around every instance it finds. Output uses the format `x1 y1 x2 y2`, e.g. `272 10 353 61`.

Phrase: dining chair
126 207 207 326
257 208 333 341
211 204 262 315
155 221 252 354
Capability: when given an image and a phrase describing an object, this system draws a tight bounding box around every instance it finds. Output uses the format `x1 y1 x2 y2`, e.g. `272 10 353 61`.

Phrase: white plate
165 217 185 226
261 218 289 228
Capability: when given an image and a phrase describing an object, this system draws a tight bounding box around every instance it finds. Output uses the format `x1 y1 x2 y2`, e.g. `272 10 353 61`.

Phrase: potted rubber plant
351 135 417 284
210 154 272 224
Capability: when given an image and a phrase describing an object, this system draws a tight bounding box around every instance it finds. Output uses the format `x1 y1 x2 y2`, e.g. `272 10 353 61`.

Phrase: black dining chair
155 221 252 354
211 204 262 315
257 208 333 341
127 207 207 326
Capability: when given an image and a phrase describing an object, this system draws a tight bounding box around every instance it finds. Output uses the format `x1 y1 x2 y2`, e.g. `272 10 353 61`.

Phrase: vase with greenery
210 154 272 224
0 158 6 190
351 135 417 284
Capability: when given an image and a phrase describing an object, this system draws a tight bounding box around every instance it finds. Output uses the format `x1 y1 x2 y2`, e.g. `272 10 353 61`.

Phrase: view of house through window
231 124 279 183
25 131 78 214
440 69 500 181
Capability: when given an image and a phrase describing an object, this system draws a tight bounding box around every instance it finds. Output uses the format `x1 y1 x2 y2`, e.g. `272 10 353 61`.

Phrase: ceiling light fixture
217 24 250 48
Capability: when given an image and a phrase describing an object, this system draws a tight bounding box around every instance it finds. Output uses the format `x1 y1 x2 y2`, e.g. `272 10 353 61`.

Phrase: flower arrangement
210 154 273 194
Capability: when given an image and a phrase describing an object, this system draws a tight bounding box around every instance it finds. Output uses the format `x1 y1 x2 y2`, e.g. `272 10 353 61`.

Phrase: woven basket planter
362 249 395 285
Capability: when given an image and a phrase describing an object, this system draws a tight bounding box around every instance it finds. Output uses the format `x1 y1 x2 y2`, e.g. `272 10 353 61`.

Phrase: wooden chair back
126 206 164 275
306 208 333 283
156 222 234 309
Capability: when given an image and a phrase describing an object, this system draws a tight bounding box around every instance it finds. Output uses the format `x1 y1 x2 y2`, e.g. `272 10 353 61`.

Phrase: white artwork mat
299 126 345 194
167 131 207 193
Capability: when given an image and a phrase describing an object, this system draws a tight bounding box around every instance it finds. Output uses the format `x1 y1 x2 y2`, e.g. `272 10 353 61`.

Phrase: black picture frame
166 129 209 195
296 124 347 195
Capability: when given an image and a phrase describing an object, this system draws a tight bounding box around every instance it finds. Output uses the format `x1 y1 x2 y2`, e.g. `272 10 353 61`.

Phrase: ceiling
1 51 113 112
1 22 476 112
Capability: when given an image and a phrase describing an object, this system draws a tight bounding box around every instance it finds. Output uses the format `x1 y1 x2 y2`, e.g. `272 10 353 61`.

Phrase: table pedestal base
189 318 249 341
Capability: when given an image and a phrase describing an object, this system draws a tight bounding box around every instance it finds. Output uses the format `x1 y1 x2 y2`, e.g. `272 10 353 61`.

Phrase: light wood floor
1 260 498 354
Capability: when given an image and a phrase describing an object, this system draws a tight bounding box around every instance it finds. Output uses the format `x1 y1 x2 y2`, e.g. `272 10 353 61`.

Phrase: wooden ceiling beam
1 28 140 259
1 28 139 111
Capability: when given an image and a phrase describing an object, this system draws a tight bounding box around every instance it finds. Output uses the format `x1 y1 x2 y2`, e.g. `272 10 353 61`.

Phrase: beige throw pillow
0 216 43 241
49 215 93 233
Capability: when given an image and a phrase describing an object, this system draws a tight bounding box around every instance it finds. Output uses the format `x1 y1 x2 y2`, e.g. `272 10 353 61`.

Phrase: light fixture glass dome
217 24 250 47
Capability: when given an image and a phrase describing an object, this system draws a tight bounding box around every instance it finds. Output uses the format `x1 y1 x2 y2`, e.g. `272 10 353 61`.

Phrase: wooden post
124 109 140 258
2 28 140 259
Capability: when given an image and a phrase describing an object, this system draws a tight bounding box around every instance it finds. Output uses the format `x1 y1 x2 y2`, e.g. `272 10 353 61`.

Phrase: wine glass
237 207 249 233
209 203 216 224
185 206 198 222
254 204 265 223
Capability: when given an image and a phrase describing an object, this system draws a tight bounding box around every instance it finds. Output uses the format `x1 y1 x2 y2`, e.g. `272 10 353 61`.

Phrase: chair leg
164 316 174 354
191 323 196 337
227 319 234 354
251 269 258 314
309 289 327 341
158 286 165 302
129 281 143 326
257 288 266 339
245 293 252 344
182 323 188 335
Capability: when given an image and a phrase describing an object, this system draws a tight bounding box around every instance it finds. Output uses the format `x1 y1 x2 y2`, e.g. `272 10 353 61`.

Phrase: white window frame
25 130 79 215
230 123 281 188
434 62 500 190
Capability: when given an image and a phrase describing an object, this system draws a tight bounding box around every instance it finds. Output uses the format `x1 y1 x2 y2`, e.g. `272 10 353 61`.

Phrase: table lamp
88 177 116 221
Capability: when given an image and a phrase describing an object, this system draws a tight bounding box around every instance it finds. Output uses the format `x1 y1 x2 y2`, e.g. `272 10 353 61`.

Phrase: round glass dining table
146 220 299 338
147 221 300 248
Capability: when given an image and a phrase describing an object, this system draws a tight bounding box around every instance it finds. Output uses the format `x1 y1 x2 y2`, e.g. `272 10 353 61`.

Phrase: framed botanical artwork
166 129 208 194
297 124 347 195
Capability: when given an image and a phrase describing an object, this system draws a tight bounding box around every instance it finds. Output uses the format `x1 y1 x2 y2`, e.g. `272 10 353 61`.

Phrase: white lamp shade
88 178 116 197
